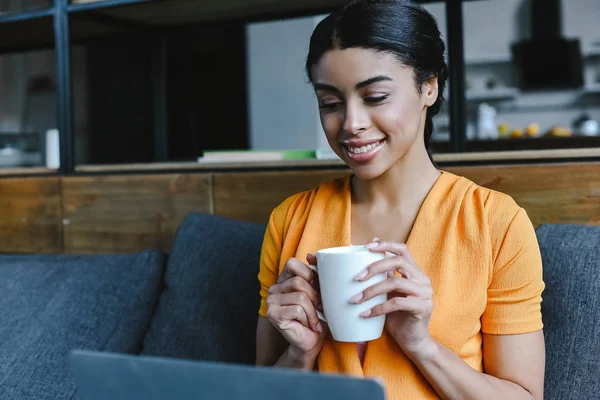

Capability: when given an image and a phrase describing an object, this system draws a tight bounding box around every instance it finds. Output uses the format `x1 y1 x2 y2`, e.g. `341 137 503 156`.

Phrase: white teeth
347 140 381 154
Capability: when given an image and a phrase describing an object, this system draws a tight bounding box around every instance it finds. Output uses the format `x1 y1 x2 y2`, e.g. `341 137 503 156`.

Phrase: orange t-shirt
257 171 544 399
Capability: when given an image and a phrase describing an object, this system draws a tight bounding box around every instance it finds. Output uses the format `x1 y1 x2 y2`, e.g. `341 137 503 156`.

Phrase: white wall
463 0 600 63
246 6 449 152
246 15 327 151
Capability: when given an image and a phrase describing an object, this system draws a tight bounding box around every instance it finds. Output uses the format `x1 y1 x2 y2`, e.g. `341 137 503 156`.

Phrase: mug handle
308 264 327 323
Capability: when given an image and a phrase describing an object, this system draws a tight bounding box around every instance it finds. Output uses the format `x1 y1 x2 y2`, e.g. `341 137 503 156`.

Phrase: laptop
70 350 386 400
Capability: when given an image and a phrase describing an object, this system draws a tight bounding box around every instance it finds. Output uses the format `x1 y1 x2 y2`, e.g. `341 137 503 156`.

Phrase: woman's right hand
266 254 327 360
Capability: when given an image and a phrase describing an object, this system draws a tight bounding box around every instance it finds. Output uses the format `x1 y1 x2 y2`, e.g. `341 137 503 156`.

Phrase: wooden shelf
73 147 600 173
0 167 57 176
432 136 600 153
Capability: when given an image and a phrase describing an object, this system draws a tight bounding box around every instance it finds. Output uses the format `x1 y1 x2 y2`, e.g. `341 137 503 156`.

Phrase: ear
422 75 439 107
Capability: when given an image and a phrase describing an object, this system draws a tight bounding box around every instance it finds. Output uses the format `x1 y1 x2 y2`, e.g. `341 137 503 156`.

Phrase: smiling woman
255 1 545 400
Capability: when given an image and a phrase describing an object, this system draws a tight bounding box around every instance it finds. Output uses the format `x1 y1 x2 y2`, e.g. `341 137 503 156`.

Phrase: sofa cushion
536 224 600 400
142 213 265 365
0 250 165 400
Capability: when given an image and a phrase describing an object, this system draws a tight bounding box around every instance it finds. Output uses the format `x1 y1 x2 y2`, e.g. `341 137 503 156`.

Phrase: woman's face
311 48 437 180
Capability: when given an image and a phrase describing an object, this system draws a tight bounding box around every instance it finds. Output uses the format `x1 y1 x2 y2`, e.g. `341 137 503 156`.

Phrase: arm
357 237 545 400
256 255 327 371
256 316 320 370
408 331 544 400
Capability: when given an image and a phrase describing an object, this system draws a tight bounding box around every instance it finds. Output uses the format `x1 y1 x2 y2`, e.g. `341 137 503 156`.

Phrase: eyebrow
314 75 393 93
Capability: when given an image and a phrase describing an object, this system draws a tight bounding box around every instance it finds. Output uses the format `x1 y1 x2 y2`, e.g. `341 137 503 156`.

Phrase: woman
255 1 545 399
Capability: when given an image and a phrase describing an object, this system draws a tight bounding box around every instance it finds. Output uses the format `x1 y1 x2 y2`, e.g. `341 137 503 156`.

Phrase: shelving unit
1 0 597 175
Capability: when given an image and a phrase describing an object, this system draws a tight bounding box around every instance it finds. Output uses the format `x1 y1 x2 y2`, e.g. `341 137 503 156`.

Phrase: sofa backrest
142 213 265 364
0 250 166 400
536 224 600 400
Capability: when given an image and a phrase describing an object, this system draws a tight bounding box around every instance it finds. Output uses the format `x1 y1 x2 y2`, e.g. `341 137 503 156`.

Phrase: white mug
309 245 387 342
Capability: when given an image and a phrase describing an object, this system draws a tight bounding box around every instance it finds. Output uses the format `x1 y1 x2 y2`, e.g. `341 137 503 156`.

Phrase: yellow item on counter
526 123 540 137
498 122 511 138
547 126 572 137
511 128 524 138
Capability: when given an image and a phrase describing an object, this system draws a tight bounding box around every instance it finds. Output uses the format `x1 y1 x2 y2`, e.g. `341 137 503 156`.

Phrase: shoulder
442 170 523 224
442 171 536 255
269 175 350 235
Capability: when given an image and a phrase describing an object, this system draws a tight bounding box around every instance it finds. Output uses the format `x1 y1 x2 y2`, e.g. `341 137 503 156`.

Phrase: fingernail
372 237 380 242
365 242 380 249
360 309 371 318
316 322 323 333
349 293 363 304
354 269 368 281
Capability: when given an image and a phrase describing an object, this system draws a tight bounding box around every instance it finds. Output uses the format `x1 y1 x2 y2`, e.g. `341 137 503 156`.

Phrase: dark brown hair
306 0 448 149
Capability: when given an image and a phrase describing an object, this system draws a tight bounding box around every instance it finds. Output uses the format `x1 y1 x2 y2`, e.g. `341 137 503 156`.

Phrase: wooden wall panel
213 170 348 224
0 177 62 254
448 163 600 226
61 174 212 254
213 163 600 227
0 162 597 254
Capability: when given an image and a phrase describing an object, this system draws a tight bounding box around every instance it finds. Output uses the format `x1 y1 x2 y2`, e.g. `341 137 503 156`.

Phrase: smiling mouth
341 139 385 162
343 140 384 154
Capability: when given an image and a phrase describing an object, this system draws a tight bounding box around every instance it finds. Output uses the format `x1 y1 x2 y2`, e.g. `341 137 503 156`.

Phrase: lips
342 139 385 163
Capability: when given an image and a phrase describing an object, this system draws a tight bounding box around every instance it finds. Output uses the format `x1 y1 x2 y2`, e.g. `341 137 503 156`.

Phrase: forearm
274 345 318 371
409 339 533 400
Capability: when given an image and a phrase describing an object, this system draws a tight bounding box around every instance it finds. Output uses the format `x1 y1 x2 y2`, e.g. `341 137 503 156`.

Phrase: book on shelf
197 150 316 163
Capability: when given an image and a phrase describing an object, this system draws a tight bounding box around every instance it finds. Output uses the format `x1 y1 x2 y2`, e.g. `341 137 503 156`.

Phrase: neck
352 142 440 211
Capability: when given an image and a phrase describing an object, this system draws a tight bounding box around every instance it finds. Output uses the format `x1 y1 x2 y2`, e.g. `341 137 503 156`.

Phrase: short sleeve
481 208 545 335
257 210 283 317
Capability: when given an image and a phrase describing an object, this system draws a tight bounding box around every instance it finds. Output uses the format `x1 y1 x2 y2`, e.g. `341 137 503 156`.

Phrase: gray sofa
0 213 598 400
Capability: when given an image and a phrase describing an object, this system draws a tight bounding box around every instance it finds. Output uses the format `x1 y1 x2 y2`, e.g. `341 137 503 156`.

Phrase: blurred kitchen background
0 0 599 170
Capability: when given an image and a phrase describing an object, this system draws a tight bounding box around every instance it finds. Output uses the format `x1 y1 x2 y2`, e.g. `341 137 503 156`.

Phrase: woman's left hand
351 240 434 358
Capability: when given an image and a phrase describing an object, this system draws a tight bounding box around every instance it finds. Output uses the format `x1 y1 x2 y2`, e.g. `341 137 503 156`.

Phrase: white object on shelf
45 129 60 169
477 103 499 140
581 120 599 136
198 151 285 163
0 145 25 167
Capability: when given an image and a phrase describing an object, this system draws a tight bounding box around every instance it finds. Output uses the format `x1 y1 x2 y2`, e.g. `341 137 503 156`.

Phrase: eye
318 99 343 110
364 94 389 104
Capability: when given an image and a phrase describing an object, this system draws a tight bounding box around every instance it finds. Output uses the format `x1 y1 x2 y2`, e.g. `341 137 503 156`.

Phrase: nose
343 100 370 135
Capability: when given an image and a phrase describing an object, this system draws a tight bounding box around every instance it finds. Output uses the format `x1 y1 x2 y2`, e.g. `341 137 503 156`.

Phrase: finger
268 304 310 328
269 292 321 331
278 258 314 284
360 297 433 318
350 276 432 304
306 253 317 266
365 241 416 264
269 276 320 306
355 255 418 282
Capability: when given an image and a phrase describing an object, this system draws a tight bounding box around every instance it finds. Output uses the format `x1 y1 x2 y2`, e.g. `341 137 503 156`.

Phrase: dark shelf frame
0 0 469 175
67 0 158 13
0 7 54 23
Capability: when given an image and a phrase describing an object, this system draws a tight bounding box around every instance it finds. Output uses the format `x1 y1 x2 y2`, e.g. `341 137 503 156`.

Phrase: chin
347 164 388 181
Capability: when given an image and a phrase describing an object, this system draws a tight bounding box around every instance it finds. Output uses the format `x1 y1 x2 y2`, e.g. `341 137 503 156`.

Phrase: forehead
311 47 411 86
